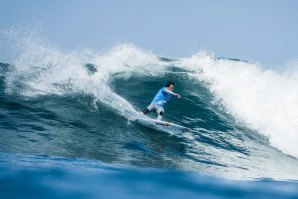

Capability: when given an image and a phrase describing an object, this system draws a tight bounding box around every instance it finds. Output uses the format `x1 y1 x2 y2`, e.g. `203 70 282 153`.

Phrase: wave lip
179 52 298 159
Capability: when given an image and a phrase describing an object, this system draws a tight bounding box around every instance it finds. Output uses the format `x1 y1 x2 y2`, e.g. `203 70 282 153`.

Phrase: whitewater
1 30 298 198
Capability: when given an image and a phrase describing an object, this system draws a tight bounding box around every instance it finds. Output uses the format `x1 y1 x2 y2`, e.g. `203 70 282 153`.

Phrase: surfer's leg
143 108 149 114
143 104 154 114
156 106 164 120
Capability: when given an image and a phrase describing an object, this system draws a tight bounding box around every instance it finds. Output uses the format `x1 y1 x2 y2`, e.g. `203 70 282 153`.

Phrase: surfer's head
166 81 175 91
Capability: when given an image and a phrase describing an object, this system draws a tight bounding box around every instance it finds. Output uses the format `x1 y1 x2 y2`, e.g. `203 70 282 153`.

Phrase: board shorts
146 103 164 115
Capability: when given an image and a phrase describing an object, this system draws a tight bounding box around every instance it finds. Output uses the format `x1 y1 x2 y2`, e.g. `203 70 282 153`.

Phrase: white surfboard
133 117 189 135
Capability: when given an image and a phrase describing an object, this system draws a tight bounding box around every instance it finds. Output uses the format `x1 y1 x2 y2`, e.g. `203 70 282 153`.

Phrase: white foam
3 32 165 119
179 51 298 158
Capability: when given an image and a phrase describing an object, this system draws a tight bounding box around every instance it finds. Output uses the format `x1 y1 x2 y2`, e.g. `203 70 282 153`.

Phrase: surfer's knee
157 106 164 115
143 108 149 114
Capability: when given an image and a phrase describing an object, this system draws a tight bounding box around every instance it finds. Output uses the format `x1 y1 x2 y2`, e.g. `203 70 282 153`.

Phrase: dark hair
166 81 175 87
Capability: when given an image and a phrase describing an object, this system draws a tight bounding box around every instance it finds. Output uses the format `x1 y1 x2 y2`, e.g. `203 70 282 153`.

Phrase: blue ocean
1 32 298 199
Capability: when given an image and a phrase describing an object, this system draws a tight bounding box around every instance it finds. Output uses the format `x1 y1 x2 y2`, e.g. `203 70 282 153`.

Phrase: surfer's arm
164 88 181 98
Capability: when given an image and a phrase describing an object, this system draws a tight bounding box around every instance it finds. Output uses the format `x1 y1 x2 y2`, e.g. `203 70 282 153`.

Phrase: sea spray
179 52 298 158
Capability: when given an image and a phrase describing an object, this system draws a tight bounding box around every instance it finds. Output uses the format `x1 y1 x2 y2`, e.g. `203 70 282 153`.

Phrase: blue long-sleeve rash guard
151 87 175 107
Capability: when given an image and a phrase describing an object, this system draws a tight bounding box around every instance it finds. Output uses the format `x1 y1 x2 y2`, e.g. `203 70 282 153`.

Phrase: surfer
143 81 181 120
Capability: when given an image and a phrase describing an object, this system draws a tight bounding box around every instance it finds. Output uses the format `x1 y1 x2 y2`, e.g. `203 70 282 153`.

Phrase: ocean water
1 32 298 198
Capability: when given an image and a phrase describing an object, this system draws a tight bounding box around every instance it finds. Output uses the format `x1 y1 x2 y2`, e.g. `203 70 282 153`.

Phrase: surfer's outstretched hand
175 94 181 98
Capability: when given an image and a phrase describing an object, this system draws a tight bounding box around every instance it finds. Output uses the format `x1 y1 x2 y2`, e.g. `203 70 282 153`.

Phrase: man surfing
143 81 181 120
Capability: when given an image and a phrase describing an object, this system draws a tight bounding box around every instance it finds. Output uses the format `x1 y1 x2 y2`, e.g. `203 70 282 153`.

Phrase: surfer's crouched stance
143 81 181 120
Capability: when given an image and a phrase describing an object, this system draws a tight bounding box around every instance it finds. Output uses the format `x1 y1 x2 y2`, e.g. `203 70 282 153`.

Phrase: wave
3 30 298 159
1 29 298 180
178 53 298 158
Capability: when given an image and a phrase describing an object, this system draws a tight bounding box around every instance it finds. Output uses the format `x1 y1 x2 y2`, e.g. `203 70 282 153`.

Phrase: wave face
1 30 298 191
